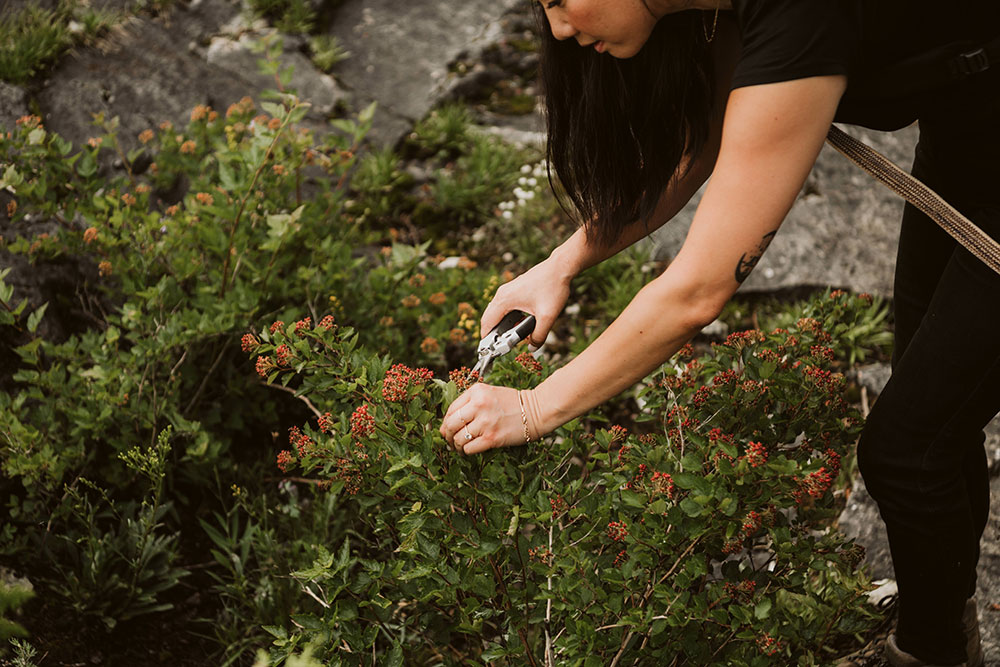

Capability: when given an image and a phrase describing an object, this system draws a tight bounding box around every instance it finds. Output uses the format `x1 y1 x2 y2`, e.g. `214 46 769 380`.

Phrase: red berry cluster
255 355 274 378
616 444 631 465
382 364 433 402
318 314 335 329
448 367 480 392
809 345 835 362
723 329 766 348
793 466 835 505
550 494 568 517
625 463 648 491
275 344 293 367
712 369 738 386
691 385 713 407
350 404 375 438
294 317 311 337
528 547 554 565
756 347 781 363
269 320 284 334
241 333 260 353
675 343 694 359
825 448 842 478
607 521 628 542
317 412 334 433
741 510 763 538
723 579 756 600
858 292 874 305
335 457 362 495
829 289 846 299
610 425 628 443
276 449 293 472
756 632 783 657
721 538 743 555
744 441 768 468
515 351 543 374
613 549 629 567
650 471 675 500
288 426 314 457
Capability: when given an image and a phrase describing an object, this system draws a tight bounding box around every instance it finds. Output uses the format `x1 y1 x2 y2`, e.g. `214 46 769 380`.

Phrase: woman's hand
481 254 574 348
440 383 528 455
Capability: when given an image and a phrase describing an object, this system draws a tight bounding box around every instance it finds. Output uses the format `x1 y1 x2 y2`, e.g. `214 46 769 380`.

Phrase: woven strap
825 124 1000 276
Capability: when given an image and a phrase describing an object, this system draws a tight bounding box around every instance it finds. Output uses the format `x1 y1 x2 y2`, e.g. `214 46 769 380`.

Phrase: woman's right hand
480 254 574 348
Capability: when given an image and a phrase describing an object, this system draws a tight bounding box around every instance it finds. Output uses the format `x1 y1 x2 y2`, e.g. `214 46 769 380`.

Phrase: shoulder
729 0 860 90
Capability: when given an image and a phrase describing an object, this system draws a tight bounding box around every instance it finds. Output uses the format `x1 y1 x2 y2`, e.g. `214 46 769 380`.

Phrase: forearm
524 272 720 436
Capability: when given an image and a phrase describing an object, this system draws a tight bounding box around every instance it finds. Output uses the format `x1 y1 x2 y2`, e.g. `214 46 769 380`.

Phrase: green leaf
679 497 703 517
26 302 47 334
754 598 772 619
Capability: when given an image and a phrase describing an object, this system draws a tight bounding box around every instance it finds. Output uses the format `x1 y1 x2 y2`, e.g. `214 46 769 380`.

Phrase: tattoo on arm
734 231 776 283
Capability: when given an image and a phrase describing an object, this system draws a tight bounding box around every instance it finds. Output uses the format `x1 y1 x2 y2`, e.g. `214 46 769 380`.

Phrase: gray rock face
326 0 524 145
34 0 348 157
650 125 919 298
0 81 29 132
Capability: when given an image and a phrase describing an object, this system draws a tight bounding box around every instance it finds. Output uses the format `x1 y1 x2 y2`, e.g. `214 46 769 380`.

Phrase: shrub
246 291 880 665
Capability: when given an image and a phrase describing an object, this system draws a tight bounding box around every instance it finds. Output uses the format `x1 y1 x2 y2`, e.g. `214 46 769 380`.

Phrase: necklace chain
702 5 720 42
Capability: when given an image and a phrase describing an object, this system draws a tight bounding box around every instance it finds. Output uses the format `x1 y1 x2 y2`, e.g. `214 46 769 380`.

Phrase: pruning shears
471 311 536 379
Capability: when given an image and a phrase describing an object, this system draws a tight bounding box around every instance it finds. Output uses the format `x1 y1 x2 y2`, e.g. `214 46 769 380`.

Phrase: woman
440 1 1000 664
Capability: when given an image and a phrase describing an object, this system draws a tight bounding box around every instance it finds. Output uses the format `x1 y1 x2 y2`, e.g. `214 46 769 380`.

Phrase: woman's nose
549 14 578 41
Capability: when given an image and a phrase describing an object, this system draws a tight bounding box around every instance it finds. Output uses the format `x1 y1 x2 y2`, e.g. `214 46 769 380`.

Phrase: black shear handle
493 311 537 343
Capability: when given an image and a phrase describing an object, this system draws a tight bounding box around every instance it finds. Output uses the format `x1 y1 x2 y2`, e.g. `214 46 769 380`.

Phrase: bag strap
825 124 1000 276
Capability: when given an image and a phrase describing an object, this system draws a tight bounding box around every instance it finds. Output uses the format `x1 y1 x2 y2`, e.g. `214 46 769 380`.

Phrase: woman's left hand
440 383 527 455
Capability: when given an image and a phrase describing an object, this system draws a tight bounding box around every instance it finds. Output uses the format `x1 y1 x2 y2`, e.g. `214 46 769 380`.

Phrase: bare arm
519 74 848 439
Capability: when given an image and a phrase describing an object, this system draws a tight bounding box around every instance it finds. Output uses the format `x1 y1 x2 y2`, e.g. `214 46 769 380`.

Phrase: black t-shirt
730 0 1000 130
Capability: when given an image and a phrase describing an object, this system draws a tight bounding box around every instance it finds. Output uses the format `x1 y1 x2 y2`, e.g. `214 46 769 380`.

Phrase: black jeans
856 84 1000 663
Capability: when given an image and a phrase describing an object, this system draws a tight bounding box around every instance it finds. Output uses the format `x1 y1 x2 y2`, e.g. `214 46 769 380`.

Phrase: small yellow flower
272 164 286 176
6 200 16 218
165 204 180 216
449 328 467 344
420 337 440 355
121 193 136 207
379 316 395 327
195 192 213 206
87 137 103 148
428 292 446 306
408 273 426 288
83 227 98 244
180 140 196 154
135 184 151 194
138 129 154 144
98 260 112 277
267 117 281 131
401 295 421 308
159 121 173 131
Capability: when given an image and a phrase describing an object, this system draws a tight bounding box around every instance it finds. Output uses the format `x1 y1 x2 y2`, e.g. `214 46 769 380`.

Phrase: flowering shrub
249 291 880 665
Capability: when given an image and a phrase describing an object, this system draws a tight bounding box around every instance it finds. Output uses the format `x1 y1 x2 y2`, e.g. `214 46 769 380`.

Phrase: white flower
502 210 513 219
527 177 537 187
518 176 529 186
520 164 532 174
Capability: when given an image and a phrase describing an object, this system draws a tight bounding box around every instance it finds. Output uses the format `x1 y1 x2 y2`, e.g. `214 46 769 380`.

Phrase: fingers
440 391 473 446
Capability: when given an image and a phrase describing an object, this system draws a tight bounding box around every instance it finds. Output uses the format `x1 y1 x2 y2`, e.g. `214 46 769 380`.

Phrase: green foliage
244 293 880 665
248 0 317 35
41 428 188 630
405 103 477 160
0 5 73 85
0 575 34 643
5 638 38 666
309 35 350 72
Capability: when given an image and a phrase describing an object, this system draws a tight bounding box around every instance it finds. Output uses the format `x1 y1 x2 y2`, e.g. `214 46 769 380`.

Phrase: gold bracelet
517 390 532 444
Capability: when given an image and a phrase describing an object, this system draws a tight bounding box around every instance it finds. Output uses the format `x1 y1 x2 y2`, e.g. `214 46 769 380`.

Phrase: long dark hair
535 7 716 248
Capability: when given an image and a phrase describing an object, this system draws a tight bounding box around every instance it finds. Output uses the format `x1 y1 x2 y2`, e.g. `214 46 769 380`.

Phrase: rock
650 124 920 298
325 0 524 146
0 81 30 131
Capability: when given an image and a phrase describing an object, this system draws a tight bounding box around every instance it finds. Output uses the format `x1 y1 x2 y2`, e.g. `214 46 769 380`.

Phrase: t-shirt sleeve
730 0 861 90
